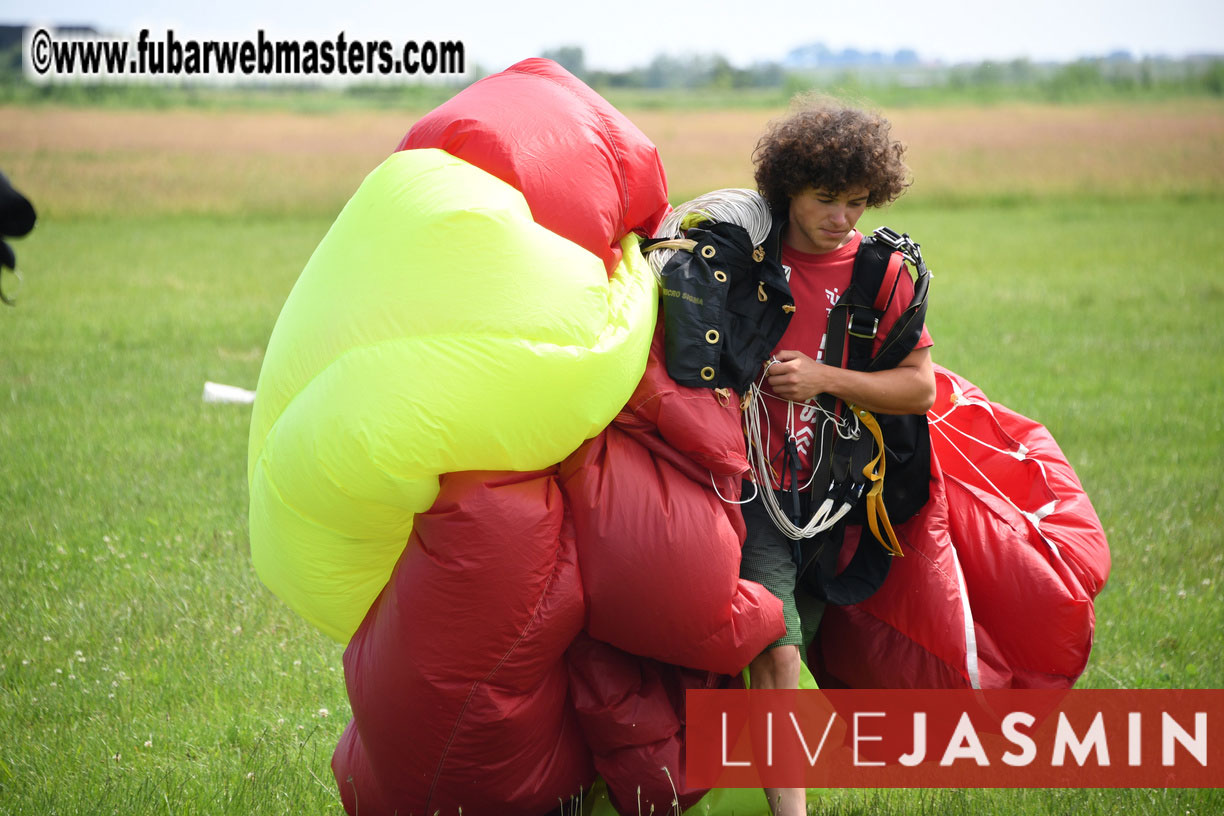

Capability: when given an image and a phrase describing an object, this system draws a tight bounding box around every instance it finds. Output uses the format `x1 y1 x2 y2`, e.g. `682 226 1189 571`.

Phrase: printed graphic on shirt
793 419 816 459
793 393 824 458
815 286 840 362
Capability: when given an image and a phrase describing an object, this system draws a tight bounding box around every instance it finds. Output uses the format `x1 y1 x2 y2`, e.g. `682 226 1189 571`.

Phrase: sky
7 0 1224 72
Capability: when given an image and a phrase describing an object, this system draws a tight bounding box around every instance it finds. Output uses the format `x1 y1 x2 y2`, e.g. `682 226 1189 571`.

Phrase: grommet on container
753 246 765 263
705 329 720 344
714 270 727 282
700 245 716 259
700 366 716 381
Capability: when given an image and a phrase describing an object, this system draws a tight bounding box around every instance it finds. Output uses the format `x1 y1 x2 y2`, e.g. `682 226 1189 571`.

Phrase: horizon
3 0 1223 74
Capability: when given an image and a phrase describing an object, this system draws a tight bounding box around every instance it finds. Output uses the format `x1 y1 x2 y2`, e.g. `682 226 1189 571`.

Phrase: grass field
1 98 1222 815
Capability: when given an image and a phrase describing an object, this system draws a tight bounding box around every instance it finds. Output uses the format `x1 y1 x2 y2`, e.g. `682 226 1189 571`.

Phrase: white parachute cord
937 418 1031 460
800 395 860 494
755 385 856 494
926 375 988 424
747 361 780 487
741 370 858 541
711 472 759 505
928 418 1063 555
801 417 828 493
928 378 1029 460
927 371 1061 543
647 188 772 278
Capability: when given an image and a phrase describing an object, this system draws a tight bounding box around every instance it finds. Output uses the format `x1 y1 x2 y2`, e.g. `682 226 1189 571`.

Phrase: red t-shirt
755 230 933 489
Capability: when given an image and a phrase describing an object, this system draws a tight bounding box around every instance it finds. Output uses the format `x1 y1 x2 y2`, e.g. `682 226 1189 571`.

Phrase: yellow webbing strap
852 407 904 557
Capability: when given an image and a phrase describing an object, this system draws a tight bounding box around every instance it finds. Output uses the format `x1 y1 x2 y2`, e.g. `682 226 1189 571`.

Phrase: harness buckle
847 310 879 339
824 477 866 506
873 226 905 249
872 226 924 268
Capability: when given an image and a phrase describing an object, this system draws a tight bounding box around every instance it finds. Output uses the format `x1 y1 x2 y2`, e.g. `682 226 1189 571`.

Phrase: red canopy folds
398 58 670 274
332 60 1110 815
813 365 1111 690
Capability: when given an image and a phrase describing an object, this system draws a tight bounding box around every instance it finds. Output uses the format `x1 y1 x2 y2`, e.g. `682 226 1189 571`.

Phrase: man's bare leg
748 644 806 816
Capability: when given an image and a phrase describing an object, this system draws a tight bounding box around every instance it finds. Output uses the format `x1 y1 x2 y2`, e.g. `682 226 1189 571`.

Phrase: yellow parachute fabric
248 148 657 642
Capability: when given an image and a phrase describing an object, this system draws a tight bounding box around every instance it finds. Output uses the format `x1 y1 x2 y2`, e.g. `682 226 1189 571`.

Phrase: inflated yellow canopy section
248 148 657 642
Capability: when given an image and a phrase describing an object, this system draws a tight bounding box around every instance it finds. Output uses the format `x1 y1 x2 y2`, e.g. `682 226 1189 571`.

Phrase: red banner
687 689 1223 788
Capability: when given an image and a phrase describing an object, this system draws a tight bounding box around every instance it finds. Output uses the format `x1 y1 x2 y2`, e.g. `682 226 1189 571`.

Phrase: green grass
1 195 1222 814
0 214 349 814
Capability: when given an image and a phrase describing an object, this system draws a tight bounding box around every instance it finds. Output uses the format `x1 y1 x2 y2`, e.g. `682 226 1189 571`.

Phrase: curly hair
753 98 910 210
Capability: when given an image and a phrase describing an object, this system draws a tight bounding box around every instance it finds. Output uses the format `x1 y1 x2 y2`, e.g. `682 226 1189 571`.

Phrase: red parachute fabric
566 631 743 815
334 336 785 816
813 365 1111 690
553 327 783 814
398 58 671 275
338 470 591 815
332 60 784 816
559 327 783 676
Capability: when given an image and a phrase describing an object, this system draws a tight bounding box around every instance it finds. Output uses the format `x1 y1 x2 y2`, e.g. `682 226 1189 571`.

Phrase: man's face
785 186 870 254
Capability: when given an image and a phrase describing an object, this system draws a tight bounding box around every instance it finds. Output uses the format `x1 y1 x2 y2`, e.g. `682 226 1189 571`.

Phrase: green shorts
739 485 826 652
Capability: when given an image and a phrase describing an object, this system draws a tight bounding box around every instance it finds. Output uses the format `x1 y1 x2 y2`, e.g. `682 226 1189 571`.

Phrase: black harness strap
790 226 933 606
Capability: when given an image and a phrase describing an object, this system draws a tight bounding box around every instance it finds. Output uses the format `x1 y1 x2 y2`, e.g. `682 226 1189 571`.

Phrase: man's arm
765 346 935 415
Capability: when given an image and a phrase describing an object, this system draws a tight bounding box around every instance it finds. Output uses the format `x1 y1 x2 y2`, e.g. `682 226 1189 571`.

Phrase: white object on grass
203 381 255 404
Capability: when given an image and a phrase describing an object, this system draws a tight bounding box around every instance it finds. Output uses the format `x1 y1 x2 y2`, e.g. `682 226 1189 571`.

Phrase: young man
742 100 936 816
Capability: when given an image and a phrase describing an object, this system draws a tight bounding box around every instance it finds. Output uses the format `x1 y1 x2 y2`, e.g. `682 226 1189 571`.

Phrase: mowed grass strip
1 101 1222 814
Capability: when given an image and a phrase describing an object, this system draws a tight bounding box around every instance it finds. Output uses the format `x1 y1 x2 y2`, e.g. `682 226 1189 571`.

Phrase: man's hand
765 349 830 402
765 347 936 415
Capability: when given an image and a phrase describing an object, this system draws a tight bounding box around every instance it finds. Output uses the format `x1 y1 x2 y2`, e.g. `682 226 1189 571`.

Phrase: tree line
541 45 1224 100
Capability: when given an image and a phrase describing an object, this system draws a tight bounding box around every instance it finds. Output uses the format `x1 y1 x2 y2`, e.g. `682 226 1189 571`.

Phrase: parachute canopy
250 58 1110 816
399 58 670 275
247 147 660 643
250 59 785 815
813 365 1111 690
